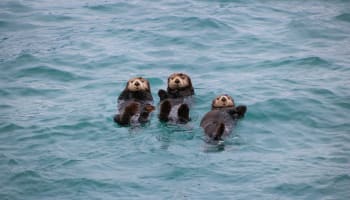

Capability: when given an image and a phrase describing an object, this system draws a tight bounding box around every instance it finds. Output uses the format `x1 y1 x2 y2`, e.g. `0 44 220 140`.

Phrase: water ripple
335 13 350 22
1 0 349 199
15 65 91 82
84 2 137 13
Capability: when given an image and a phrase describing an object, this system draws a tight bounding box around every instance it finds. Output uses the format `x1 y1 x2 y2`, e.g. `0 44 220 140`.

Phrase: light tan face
212 94 235 108
168 73 191 89
127 77 150 92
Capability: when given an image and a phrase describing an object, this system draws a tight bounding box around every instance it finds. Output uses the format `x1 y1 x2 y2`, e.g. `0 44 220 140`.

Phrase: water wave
15 65 91 82
0 20 38 31
0 123 24 133
84 2 136 12
1 86 64 97
259 56 332 69
1 0 349 199
179 16 234 30
335 13 350 22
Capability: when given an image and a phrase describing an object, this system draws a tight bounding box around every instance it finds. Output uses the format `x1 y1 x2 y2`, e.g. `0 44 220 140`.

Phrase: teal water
1 0 350 199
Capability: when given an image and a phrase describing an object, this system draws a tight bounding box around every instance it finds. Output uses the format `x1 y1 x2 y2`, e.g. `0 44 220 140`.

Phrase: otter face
168 73 191 90
212 94 235 108
127 77 150 92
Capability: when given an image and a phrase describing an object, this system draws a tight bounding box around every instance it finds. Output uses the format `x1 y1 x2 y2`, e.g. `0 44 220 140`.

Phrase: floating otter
158 73 195 123
200 94 247 141
114 77 155 125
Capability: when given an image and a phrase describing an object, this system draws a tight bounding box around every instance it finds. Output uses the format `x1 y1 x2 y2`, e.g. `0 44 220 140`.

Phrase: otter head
167 73 192 90
126 77 151 92
212 94 235 109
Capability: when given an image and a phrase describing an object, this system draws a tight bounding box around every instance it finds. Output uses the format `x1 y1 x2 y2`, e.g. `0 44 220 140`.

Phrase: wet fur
114 79 154 125
158 73 194 123
201 101 247 141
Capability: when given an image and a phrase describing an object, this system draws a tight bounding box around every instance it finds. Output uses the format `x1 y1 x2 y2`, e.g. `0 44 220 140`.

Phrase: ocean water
1 0 350 199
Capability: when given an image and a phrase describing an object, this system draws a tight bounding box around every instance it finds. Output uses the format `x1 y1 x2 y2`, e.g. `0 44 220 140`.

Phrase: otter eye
181 76 185 80
171 78 174 80
131 81 134 83
141 80 145 83
216 98 220 100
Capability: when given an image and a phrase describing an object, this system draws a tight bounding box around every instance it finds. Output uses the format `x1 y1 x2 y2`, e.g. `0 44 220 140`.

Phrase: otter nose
175 79 180 84
221 97 227 102
134 81 140 86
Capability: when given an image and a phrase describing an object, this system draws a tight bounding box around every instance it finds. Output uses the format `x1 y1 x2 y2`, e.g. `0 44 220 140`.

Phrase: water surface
1 0 350 199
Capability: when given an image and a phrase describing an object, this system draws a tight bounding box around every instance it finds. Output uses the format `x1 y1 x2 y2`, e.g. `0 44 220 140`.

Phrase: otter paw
139 104 155 122
159 100 171 122
144 104 155 113
125 102 140 116
158 89 168 101
178 104 190 123
236 105 247 118
214 123 225 141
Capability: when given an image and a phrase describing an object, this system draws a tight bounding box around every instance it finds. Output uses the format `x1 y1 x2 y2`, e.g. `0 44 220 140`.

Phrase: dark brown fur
201 96 247 141
158 73 194 123
114 78 154 125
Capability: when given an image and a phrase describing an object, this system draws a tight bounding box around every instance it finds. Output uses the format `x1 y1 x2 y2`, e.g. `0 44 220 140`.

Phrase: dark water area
1 0 350 199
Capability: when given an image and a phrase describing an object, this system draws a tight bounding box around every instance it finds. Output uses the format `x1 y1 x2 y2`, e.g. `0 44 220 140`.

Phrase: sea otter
158 73 195 123
114 77 155 125
200 94 247 141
